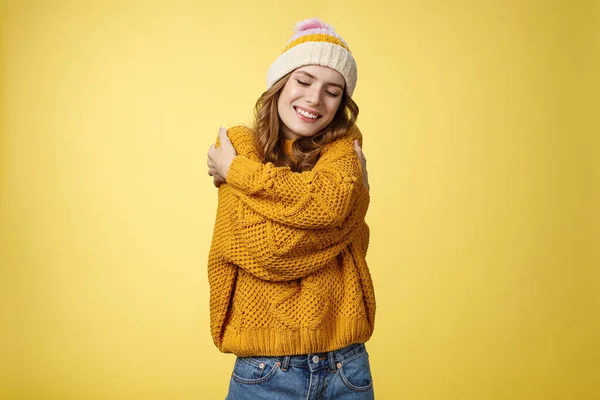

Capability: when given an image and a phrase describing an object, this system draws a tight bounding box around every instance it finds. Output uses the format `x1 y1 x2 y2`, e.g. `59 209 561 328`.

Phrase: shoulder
322 124 363 154
226 125 256 143
345 124 363 145
225 125 258 157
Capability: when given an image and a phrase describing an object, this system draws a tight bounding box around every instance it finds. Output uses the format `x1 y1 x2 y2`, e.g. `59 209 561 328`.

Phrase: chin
288 119 331 137
292 126 321 137
292 126 321 136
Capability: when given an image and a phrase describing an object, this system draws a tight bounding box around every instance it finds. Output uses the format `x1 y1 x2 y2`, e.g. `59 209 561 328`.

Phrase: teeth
296 107 319 119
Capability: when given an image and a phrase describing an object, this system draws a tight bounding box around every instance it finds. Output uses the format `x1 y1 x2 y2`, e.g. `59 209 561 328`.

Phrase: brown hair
252 72 359 172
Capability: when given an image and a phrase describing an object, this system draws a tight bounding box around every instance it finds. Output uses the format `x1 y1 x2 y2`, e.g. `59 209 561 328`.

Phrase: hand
207 127 237 187
354 140 370 192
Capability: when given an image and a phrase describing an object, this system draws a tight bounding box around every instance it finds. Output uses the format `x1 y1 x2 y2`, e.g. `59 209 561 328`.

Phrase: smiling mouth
294 106 322 120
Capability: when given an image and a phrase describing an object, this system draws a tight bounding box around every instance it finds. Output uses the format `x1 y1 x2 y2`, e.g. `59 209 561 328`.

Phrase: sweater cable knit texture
208 124 375 356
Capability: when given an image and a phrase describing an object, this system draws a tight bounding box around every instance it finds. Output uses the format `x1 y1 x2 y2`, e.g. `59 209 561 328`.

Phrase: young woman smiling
206 18 376 399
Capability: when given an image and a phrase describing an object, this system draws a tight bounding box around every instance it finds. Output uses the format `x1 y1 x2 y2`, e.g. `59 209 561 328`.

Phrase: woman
207 18 376 399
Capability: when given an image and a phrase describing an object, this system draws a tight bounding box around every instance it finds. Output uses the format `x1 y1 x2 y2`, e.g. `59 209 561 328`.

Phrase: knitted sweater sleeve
211 124 370 281
226 183 370 281
225 124 365 230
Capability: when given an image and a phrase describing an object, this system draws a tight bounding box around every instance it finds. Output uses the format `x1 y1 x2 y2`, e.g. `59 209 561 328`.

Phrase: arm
208 125 370 281
226 183 370 281
225 124 366 229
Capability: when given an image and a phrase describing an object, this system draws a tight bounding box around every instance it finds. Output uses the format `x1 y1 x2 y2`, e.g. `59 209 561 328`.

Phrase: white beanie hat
267 18 358 97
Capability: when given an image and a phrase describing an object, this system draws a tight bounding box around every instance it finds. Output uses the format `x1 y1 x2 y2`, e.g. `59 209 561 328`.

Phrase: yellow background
1 0 598 399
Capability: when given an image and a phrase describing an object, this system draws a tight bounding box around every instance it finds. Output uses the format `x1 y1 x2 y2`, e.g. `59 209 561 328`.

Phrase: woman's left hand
207 127 237 187
354 140 370 192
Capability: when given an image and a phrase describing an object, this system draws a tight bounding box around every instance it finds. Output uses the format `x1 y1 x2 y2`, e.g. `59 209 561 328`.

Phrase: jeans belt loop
281 355 291 372
327 351 337 373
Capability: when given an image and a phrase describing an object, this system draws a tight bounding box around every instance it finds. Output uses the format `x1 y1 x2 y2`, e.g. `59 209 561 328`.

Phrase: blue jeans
225 342 374 399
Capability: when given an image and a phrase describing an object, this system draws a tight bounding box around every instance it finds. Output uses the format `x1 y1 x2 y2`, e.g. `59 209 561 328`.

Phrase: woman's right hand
354 140 370 192
207 127 237 187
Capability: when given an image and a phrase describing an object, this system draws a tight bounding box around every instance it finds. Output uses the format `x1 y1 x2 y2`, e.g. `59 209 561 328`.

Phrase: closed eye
296 79 340 97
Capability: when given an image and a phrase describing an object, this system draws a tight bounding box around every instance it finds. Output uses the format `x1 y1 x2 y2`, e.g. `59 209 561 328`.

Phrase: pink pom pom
294 18 333 33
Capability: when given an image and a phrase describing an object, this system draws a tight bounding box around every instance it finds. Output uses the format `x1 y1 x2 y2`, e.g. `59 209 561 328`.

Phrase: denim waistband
239 342 367 373
281 342 366 373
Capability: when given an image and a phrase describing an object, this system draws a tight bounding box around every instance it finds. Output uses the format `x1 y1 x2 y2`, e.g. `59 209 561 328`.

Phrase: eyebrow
295 71 345 90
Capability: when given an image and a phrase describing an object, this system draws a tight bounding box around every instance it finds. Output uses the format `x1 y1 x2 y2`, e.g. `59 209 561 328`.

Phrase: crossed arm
207 126 369 193
206 125 370 281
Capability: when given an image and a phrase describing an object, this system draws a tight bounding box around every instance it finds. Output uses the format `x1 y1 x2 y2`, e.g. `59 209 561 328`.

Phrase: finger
218 127 230 143
354 140 363 154
354 140 365 160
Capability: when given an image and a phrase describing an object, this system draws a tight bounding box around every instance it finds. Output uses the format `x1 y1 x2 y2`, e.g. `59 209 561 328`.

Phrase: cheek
324 99 343 120
277 92 292 116
280 81 301 101
278 90 296 112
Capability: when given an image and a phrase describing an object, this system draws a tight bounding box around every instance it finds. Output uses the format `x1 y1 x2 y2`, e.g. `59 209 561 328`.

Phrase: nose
306 87 321 105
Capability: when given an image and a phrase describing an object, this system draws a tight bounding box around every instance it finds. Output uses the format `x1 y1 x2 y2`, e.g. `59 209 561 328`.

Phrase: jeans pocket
338 349 374 392
231 357 281 385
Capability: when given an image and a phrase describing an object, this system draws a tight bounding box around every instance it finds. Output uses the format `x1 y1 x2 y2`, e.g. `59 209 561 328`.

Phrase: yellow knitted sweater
208 124 375 357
